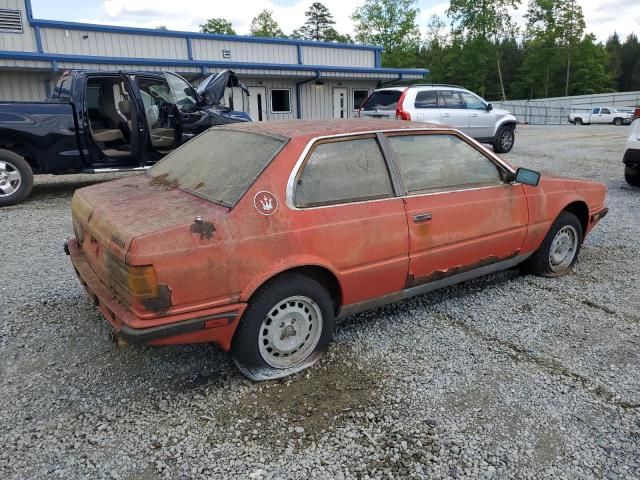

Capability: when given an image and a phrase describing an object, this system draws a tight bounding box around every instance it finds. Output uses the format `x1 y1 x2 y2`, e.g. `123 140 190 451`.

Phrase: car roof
223 119 443 140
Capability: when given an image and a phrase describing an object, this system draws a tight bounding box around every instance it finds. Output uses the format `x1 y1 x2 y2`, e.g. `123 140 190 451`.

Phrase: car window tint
459 92 486 110
295 138 394 208
414 91 439 109
388 134 503 193
438 91 464 109
361 90 402 111
149 129 286 207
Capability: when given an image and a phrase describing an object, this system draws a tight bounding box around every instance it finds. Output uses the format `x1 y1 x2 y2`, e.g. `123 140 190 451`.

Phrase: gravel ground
1 124 639 480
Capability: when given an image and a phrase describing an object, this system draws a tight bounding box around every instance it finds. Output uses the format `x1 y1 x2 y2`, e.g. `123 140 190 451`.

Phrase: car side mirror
514 167 540 186
486 103 493 112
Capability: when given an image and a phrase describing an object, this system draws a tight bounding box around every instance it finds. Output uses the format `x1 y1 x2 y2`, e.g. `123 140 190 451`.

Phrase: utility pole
565 0 574 96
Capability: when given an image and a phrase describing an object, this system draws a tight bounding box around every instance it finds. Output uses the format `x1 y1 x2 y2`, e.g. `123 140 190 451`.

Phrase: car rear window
149 129 286 207
361 90 403 111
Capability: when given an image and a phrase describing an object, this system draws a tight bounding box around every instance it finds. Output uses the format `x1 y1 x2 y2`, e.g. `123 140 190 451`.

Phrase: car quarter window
414 90 439 109
387 134 504 193
294 137 394 208
438 90 464 109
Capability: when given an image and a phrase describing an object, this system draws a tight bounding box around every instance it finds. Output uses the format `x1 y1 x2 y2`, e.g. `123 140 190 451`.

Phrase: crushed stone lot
1 124 639 479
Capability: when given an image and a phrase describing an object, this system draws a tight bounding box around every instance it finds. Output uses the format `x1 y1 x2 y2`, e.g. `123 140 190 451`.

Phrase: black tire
521 211 583 277
613 117 623 126
574 118 583 125
231 272 335 381
625 165 640 186
0 149 33 207
493 126 515 153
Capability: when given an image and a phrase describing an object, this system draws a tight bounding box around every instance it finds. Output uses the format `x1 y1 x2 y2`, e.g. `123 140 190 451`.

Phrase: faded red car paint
67 119 608 353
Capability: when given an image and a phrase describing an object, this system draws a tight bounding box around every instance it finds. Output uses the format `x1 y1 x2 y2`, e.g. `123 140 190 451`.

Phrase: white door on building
333 87 348 119
248 86 267 121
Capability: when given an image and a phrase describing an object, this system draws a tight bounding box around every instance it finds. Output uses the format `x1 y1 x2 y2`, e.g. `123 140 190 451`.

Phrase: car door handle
470 113 478 117
441 113 450 117
413 213 432 223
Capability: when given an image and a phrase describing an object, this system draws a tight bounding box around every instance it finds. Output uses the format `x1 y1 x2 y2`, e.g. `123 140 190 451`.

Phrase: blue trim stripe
24 0 34 20
29 18 384 52
0 50 428 76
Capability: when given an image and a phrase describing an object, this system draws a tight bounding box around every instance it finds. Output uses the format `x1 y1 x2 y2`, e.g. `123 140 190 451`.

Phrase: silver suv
358 84 517 153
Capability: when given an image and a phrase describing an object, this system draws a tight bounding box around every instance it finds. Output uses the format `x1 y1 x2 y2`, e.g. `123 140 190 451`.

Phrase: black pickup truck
0 69 251 206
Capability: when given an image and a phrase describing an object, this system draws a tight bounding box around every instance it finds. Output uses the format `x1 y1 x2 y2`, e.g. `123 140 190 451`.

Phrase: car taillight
395 88 411 121
106 253 158 301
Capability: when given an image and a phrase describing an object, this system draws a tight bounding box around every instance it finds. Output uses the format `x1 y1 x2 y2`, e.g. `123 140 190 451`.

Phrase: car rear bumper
65 238 246 349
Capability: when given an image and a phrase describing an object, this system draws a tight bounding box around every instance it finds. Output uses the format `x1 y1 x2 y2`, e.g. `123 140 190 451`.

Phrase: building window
0 9 23 33
353 89 369 111
270 89 291 113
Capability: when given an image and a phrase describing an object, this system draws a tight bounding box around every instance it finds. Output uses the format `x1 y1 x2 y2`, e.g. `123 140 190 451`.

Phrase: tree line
197 0 640 101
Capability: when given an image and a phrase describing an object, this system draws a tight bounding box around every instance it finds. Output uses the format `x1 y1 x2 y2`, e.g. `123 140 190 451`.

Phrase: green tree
447 0 521 100
605 32 622 90
292 2 336 41
352 0 421 68
200 18 236 35
249 10 285 38
525 0 586 95
620 34 640 91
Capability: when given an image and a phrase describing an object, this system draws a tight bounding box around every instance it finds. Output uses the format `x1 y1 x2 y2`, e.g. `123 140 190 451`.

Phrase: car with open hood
66 119 608 380
0 69 250 206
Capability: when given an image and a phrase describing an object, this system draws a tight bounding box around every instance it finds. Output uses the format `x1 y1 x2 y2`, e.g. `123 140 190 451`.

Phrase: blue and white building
0 0 427 120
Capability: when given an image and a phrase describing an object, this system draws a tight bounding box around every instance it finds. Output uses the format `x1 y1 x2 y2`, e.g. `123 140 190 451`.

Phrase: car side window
601 108 611 114
438 90 464 109
592 108 599 114
414 91 439 109
459 91 486 111
387 134 503 193
294 137 394 208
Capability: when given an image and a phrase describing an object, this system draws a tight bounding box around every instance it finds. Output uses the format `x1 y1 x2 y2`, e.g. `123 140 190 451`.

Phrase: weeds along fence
493 91 640 125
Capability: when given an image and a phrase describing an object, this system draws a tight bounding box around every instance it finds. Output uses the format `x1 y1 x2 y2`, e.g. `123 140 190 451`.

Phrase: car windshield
149 129 287 207
361 90 403 111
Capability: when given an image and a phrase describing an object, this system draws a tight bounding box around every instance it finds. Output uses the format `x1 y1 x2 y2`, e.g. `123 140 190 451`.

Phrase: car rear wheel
231 272 335 381
574 118 583 125
625 165 640 186
493 126 515 153
0 150 33 207
613 117 623 126
521 211 583 277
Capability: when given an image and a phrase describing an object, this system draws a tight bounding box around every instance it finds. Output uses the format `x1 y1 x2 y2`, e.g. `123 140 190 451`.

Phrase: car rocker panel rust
66 119 608 380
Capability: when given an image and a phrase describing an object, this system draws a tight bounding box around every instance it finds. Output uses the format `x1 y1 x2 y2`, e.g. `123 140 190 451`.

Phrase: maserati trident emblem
254 191 278 215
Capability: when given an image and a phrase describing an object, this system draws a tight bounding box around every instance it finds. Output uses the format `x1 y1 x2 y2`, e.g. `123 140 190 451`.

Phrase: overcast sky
31 0 639 44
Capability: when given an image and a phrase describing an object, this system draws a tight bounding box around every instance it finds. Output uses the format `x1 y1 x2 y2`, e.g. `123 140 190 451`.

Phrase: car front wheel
493 126 515 153
231 272 335 381
625 165 640 186
0 150 33 207
521 211 583 277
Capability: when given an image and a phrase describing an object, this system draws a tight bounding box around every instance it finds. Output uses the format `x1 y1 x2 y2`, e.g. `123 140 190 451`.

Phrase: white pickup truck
569 107 633 126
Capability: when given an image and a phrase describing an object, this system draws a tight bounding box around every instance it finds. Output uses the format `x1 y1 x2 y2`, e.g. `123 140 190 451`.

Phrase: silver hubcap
501 130 514 150
549 225 578 272
258 295 323 369
0 160 21 197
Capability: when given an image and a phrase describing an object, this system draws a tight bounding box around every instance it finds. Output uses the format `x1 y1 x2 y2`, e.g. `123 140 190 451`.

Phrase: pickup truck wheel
231 272 335 381
521 211 583 278
613 117 623 126
625 165 640 186
0 150 33 207
493 126 515 153
574 118 583 125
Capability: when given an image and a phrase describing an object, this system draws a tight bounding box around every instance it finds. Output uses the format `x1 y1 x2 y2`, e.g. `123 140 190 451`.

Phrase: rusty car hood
71 174 228 262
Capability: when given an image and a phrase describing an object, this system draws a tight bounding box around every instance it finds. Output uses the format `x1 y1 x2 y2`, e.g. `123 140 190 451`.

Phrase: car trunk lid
71 174 228 266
